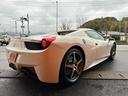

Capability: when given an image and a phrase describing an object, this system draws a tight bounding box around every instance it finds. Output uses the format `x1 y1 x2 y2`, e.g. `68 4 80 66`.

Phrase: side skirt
84 56 109 71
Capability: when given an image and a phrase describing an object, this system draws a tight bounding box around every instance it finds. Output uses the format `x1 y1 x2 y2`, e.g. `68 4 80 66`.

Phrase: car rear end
6 35 65 83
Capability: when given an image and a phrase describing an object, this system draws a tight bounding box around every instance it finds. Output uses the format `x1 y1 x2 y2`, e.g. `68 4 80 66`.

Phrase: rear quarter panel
54 35 96 71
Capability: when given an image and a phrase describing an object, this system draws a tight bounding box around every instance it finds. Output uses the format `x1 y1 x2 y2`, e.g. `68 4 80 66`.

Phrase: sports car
6 28 116 84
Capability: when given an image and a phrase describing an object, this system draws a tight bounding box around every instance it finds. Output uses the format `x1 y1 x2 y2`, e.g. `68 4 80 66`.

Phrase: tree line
80 17 128 33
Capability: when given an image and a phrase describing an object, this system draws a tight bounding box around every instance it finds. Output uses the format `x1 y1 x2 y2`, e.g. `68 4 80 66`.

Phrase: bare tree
59 19 73 30
76 16 87 28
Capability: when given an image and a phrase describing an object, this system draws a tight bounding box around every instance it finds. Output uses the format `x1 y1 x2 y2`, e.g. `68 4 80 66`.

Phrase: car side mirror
104 36 109 40
109 37 115 41
104 36 114 41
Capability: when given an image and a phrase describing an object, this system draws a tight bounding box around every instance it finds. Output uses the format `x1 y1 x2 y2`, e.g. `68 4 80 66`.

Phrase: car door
86 30 108 60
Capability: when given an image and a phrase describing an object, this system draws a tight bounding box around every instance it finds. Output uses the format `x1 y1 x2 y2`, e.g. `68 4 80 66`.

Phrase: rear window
57 30 76 35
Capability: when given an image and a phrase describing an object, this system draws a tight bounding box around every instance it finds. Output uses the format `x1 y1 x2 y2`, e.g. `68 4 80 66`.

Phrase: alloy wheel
64 50 84 82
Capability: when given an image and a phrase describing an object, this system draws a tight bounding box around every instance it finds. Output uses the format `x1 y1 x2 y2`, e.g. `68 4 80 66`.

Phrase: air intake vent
25 42 43 50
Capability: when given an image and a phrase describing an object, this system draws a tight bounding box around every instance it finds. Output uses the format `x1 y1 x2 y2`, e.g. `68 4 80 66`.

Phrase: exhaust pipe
9 63 17 70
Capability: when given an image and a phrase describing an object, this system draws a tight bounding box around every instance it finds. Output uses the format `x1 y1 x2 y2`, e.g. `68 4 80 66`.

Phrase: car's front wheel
109 43 116 60
60 48 85 85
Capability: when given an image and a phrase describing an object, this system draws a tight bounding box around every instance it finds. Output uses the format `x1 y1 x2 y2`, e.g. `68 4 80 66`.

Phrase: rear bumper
9 63 38 79
6 45 65 83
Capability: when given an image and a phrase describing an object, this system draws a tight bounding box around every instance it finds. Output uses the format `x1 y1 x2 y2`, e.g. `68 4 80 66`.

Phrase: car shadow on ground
1 75 79 96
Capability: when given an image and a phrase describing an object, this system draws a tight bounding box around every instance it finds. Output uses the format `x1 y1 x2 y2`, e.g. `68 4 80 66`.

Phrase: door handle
95 43 98 45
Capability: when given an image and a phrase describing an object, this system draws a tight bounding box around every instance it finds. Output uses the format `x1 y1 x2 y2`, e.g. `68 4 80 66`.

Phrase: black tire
59 48 85 86
108 43 116 60
0 42 3 46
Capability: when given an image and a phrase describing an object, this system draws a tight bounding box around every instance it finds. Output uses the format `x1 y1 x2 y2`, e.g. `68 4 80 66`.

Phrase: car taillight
41 37 56 48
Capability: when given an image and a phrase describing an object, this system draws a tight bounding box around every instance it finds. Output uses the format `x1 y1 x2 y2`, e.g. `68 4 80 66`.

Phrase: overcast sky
0 0 128 33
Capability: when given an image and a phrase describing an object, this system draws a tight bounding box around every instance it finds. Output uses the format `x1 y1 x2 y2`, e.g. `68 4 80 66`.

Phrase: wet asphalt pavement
1 78 128 96
0 46 128 96
85 50 128 72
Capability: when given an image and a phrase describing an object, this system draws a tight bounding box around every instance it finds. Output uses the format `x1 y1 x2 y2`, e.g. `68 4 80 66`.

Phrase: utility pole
27 14 30 36
124 21 128 43
20 14 30 36
20 16 25 36
119 21 121 32
56 1 58 32
15 21 17 34
119 21 122 41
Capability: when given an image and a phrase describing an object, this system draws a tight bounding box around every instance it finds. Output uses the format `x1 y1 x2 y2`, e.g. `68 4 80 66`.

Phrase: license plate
9 52 17 62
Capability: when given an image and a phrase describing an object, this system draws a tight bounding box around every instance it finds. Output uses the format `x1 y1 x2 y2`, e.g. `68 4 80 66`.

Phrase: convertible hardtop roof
57 30 76 35
57 28 92 35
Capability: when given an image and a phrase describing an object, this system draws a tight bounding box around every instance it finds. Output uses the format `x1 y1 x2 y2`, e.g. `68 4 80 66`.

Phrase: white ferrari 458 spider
6 28 116 84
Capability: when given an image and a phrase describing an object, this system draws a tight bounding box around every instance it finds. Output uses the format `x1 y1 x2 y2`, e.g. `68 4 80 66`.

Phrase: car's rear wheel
60 48 85 85
109 43 116 60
